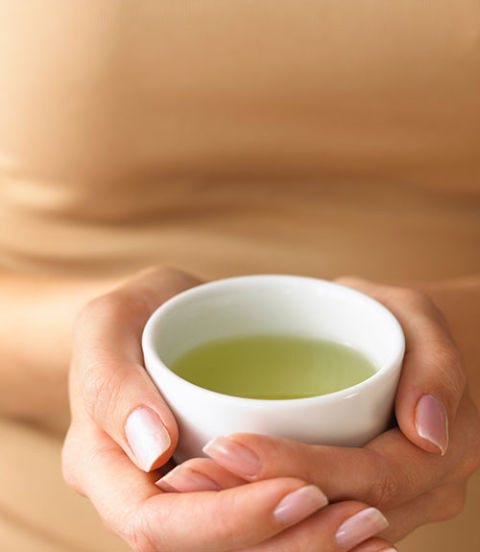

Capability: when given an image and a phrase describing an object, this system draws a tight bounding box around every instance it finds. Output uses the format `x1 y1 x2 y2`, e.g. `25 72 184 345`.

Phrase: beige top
0 2 479 551
0 1 479 282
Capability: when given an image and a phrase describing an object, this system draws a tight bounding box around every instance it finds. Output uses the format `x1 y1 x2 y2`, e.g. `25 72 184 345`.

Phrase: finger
335 277 466 456
248 501 389 552
380 482 468 543
202 430 457 510
156 458 245 492
157 426 472 541
165 398 476 511
249 483 465 551
350 539 397 552
71 267 201 471
74 430 330 552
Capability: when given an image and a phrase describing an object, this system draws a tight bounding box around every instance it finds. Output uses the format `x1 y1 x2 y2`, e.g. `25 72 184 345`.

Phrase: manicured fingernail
358 547 397 552
335 507 389 549
415 394 449 455
355 545 397 552
203 436 261 478
156 467 221 492
125 407 171 471
273 485 328 525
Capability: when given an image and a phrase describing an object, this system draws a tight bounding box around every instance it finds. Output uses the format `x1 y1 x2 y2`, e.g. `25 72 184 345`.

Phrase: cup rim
142 274 405 405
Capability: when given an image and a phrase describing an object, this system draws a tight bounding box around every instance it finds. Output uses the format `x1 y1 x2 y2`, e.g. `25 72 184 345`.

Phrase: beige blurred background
1 1 479 550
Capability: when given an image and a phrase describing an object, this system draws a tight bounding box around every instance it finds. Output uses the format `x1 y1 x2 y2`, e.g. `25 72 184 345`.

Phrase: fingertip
203 435 262 478
334 275 370 285
350 537 397 551
155 467 221 493
414 394 449 455
155 478 177 492
273 484 328 526
125 406 175 471
395 390 449 456
335 506 389 550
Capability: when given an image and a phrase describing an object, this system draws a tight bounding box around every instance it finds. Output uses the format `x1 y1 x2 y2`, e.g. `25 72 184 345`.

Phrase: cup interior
145 275 404 385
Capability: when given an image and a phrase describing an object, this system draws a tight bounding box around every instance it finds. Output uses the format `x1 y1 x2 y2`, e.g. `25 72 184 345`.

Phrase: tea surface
170 334 376 399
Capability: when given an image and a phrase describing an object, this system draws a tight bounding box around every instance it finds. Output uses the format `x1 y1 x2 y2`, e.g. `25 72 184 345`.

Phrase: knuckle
81 360 125 423
80 361 107 415
82 293 128 322
391 286 428 306
432 486 467 521
334 276 366 287
77 289 153 333
434 344 466 398
121 511 160 552
367 470 400 508
139 265 200 291
177 493 241 549
435 341 462 368
409 287 431 304
138 265 176 280
78 295 112 323
73 293 127 341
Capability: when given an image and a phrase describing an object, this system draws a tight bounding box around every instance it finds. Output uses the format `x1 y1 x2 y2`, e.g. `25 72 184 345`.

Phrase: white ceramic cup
142 275 405 462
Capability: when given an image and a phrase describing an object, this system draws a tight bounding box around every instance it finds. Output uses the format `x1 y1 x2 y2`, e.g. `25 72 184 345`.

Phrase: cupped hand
62 268 396 551
159 278 480 545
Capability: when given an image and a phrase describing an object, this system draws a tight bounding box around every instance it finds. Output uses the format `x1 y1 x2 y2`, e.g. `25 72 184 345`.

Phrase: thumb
71 267 201 470
335 277 465 456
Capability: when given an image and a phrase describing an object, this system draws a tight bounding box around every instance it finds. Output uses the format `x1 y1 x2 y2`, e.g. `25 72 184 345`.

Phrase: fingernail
156 467 221 492
273 485 328 525
415 394 449 455
355 545 397 552
203 436 261 478
335 507 389 549
357 547 397 552
125 407 171 471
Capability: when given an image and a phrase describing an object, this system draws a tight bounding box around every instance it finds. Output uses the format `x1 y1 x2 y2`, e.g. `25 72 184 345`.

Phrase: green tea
170 334 376 399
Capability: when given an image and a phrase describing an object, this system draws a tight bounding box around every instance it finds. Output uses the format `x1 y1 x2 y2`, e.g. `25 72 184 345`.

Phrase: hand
158 278 480 546
63 267 397 551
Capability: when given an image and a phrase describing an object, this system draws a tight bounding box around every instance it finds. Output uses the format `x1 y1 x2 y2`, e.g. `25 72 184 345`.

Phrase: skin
1 266 479 550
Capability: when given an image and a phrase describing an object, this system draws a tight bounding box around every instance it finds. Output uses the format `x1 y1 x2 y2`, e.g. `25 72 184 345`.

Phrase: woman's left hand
157 279 480 544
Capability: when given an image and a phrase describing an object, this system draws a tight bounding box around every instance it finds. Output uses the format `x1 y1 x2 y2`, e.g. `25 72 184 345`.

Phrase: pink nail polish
273 485 328 525
335 507 389 549
355 544 397 552
156 467 221 492
415 394 449 455
125 407 171 471
203 436 261 478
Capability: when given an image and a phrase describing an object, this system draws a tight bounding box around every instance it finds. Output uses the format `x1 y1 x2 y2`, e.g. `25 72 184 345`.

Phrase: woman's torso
0 1 479 280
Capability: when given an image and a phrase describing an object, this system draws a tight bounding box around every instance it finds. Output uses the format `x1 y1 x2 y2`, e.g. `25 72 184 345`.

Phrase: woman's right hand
62 267 395 551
